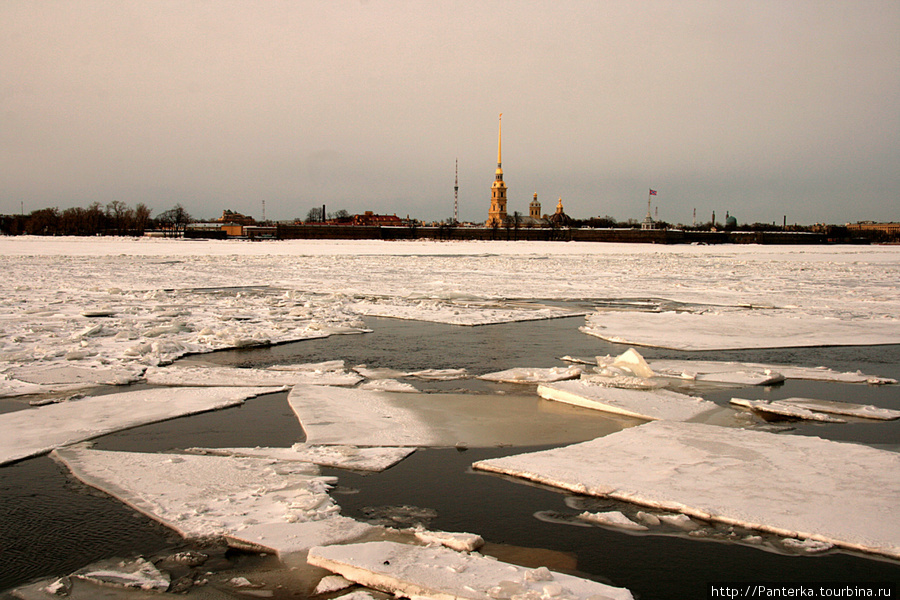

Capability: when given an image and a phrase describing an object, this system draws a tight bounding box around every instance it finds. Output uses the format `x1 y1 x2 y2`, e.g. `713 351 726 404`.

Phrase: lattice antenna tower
454 158 459 224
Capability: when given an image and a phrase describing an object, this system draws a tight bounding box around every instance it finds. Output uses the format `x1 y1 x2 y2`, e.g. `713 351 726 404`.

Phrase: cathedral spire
486 113 508 228
497 113 503 169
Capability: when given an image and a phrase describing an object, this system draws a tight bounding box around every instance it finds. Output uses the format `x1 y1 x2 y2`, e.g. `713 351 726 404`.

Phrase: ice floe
289 385 441 447
581 310 900 350
71 557 169 592
52 446 375 558
414 528 485 552
729 398 848 423
537 380 719 422
0 364 144 397
144 363 363 387
774 397 900 420
730 397 900 423
648 359 895 385
0 386 282 466
478 366 583 384
577 511 648 531
407 368 470 380
289 385 633 448
185 444 416 472
474 421 900 559
358 378 420 392
307 541 634 600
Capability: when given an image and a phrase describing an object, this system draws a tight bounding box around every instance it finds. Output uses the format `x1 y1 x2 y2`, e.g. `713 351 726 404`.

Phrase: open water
2 314 899 599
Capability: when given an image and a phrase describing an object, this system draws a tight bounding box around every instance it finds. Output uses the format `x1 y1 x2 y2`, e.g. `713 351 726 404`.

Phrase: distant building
846 222 900 236
217 210 255 226
352 211 403 226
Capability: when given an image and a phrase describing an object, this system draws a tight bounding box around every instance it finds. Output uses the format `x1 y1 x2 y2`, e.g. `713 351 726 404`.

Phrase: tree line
1 202 193 236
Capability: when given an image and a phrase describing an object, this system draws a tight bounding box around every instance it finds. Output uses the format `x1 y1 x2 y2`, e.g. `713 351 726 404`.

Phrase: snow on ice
474 421 900 559
51 446 376 558
307 541 634 600
0 386 283 466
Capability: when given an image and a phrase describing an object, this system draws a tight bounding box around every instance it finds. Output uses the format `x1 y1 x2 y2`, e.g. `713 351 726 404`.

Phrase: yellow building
486 114 508 227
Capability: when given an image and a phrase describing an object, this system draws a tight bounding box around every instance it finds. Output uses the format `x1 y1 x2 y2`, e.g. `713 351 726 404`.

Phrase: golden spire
497 113 502 166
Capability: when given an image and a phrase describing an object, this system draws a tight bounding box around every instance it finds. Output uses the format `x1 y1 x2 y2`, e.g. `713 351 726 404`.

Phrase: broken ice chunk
478 366 582 384
538 380 718 422
577 511 648 531
72 557 169 591
729 398 847 423
414 528 485 552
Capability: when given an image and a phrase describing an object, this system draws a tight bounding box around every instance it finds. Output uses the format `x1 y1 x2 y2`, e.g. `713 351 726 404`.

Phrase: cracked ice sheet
144 364 363 387
581 310 900 350
289 385 632 448
51 447 375 558
473 421 900 559
308 541 634 600
0 386 283 466
186 444 416 472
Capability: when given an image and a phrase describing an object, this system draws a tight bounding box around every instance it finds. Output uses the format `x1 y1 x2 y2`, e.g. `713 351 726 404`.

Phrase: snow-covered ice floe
0 364 145 397
413 528 485 552
648 359 896 385
144 362 363 387
478 366 583 384
537 380 719 422
186 443 416 472
290 385 442 447
52 446 375 558
474 421 900 559
729 398 848 423
0 386 283 466
730 397 900 422
307 541 634 600
289 384 631 449
581 310 900 350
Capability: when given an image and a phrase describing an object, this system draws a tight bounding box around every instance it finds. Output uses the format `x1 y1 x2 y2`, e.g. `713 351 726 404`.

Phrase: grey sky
2 1 898 225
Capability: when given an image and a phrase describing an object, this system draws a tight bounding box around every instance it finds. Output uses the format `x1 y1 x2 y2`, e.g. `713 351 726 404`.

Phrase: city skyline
2 1 898 226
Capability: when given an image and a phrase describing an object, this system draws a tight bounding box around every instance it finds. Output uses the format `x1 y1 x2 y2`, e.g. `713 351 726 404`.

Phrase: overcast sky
2 1 898 225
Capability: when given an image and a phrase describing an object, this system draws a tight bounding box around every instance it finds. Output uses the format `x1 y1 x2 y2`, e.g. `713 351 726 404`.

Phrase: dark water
2 315 899 598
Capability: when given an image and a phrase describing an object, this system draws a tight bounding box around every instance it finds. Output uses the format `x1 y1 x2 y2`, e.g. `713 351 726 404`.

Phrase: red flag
649 189 657 195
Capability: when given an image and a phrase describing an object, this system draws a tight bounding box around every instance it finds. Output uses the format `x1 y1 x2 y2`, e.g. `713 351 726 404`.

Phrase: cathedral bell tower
486 114 508 227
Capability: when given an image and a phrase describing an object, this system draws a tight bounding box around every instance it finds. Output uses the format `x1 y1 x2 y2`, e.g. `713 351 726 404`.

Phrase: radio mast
454 158 459 224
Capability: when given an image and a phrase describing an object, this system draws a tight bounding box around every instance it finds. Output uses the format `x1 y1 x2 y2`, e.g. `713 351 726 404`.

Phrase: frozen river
1 238 899 599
